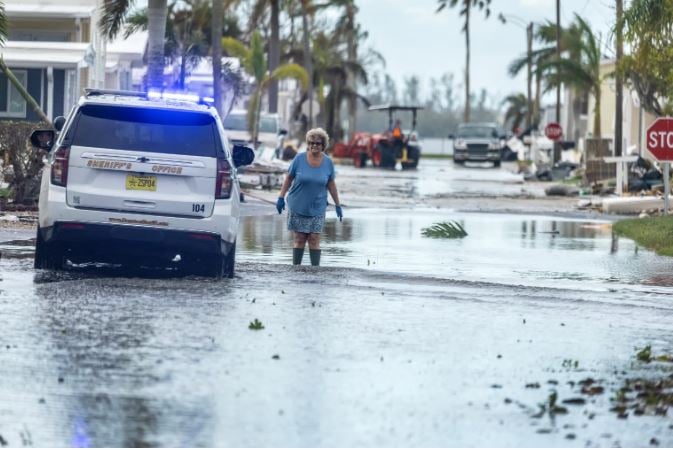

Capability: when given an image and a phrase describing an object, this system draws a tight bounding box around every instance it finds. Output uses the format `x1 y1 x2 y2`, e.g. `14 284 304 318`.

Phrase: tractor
332 105 423 169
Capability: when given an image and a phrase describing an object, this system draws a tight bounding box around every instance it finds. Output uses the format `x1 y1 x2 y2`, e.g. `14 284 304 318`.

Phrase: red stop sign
544 122 563 141
646 117 673 161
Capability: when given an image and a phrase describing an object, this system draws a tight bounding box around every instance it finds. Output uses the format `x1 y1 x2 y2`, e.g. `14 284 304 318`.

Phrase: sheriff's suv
30 89 254 278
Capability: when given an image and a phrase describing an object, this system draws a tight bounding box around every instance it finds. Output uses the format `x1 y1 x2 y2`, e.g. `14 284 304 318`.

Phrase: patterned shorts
287 210 325 234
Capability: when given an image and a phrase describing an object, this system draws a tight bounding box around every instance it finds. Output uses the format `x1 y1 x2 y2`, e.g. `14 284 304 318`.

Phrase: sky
356 0 616 105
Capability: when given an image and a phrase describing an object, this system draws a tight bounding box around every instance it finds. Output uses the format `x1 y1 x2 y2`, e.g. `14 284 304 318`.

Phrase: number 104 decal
192 204 205 213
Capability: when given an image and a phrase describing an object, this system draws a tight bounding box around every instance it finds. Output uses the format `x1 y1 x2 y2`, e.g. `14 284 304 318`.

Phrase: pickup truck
450 123 507 168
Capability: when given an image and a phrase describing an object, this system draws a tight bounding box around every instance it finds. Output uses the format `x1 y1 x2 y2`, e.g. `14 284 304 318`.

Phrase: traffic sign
544 122 563 141
646 117 673 161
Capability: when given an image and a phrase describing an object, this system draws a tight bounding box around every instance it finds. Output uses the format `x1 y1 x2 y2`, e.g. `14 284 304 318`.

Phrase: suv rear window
70 105 220 156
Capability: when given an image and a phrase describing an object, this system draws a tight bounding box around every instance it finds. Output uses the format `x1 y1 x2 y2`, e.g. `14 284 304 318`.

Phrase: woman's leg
293 232 308 265
308 233 321 266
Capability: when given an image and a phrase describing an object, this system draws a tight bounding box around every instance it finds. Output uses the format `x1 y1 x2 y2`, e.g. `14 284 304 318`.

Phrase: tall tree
501 93 528 133
124 1 211 90
618 0 673 116
222 32 308 144
250 0 281 113
539 14 603 137
436 0 491 122
100 0 169 90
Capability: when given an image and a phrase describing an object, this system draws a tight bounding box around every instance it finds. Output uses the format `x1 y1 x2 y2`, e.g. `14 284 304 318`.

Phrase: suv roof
82 89 214 114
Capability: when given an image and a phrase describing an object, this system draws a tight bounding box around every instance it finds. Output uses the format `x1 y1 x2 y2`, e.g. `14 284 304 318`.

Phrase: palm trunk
0 58 51 125
534 71 541 125
346 0 357 139
300 0 313 129
212 0 223 116
593 86 601 138
268 0 280 114
463 1 471 122
146 0 168 90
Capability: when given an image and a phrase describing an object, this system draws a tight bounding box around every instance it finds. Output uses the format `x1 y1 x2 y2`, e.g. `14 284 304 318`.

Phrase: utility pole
554 0 561 164
526 22 533 129
615 0 624 157
555 0 560 123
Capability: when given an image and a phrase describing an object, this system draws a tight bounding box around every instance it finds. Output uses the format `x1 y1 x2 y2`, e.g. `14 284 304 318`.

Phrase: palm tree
249 0 281 114
222 31 308 145
436 0 491 122
539 14 603 137
99 0 168 90
124 1 211 90
501 93 528 133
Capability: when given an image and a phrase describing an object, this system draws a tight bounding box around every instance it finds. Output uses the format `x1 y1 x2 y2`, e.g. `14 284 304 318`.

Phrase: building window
0 70 28 118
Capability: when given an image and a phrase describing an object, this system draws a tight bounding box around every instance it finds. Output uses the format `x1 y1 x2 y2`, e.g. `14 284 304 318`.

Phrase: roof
5 1 96 18
368 104 425 112
0 41 89 67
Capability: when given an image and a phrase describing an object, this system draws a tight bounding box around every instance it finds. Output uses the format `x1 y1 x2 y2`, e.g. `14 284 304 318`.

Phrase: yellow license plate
126 174 157 191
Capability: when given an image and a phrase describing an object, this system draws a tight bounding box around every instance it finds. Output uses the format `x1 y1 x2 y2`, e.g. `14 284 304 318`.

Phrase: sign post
545 122 563 164
646 117 673 215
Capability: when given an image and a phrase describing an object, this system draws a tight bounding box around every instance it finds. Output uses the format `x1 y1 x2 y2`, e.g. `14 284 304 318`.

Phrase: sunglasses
307 141 324 147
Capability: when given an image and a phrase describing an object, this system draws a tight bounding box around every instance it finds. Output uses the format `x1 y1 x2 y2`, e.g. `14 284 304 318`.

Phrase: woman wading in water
276 128 343 266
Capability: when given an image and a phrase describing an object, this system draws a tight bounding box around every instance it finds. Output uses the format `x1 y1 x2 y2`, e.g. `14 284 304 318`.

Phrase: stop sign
646 117 673 161
544 122 563 141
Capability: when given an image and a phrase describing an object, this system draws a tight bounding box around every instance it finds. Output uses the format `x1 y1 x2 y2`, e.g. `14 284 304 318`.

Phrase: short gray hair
306 127 329 148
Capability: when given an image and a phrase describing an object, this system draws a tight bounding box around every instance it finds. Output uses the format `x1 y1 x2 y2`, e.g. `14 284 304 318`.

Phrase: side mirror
232 144 255 167
30 129 56 151
448 134 455 140
278 128 288 136
53 116 66 131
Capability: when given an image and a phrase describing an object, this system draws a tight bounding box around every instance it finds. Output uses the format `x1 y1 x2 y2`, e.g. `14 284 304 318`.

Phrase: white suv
30 89 254 278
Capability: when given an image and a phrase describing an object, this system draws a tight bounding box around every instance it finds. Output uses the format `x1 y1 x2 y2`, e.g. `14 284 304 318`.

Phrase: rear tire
223 242 236 278
493 160 501 168
34 226 61 270
353 153 367 168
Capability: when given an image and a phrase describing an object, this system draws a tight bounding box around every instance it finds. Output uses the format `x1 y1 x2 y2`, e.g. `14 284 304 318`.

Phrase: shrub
0 121 50 205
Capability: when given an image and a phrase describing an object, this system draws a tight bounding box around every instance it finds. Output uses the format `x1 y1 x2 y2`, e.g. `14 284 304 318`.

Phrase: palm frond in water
421 221 468 238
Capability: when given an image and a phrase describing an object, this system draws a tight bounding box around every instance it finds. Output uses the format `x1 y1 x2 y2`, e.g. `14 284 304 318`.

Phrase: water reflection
238 209 673 289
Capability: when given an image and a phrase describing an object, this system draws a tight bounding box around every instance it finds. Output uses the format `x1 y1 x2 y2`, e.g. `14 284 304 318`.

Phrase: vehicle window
457 127 498 138
259 117 278 133
223 113 247 131
71 105 220 156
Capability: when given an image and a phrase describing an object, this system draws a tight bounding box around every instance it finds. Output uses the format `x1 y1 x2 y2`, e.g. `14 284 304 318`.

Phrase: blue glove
336 205 343 222
276 197 285 214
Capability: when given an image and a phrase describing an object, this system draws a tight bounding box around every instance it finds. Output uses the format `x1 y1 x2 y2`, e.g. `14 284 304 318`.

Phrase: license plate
126 174 157 191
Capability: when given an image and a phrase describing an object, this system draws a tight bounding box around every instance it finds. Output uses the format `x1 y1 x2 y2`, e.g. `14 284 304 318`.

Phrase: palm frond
99 0 136 39
422 221 468 239
123 8 149 38
263 63 309 90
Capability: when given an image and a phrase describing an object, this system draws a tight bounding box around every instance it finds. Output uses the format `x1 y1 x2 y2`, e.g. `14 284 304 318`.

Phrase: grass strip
613 216 673 256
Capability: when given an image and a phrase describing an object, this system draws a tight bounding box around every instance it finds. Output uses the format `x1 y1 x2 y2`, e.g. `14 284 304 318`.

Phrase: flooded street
1 162 673 446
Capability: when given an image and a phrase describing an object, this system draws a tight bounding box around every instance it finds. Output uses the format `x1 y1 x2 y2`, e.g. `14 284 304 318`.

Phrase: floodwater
1 206 673 447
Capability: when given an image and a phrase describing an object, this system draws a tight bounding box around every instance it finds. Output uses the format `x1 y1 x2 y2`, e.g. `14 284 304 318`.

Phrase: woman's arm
327 179 340 206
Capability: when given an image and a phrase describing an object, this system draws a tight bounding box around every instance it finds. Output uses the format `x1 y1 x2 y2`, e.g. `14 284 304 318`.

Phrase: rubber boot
309 249 321 266
292 247 304 265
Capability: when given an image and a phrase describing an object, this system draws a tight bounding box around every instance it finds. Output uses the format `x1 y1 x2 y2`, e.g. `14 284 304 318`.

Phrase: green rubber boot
292 247 304 265
309 249 321 266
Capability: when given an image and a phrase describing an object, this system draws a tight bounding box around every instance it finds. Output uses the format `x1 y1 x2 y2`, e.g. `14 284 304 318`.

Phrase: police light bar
147 90 214 105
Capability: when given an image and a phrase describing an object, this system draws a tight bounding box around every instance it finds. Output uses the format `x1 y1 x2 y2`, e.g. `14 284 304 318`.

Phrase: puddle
239 208 673 291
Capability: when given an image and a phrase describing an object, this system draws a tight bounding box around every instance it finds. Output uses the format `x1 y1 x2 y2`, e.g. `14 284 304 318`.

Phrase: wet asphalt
1 160 673 447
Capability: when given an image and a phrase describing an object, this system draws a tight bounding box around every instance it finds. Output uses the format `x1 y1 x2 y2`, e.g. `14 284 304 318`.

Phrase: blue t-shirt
287 152 335 217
